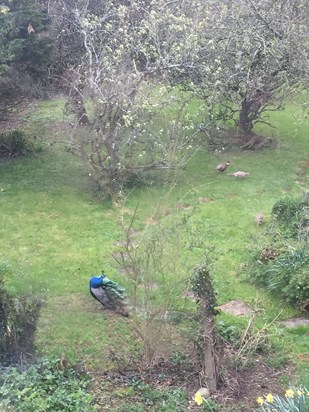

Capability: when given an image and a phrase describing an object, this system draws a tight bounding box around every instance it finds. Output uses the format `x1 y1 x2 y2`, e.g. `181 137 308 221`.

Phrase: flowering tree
176 0 309 146
53 0 202 204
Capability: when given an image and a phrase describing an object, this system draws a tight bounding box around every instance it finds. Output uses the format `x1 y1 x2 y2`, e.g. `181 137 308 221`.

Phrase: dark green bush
248 245 309 308
272 194 309 240
0 358 94 412
0 264 42 365
247 194 309 309
0 129 40 157
261 248 309 306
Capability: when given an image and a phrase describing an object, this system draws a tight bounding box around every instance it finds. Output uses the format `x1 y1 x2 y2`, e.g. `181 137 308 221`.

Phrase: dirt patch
294 159 309 184
198 197 213 203
224 193 240 199
212 352 293 411
295 169 306 176
280 318 309 328
144 217 159 225
89 352 293 412
219 300 255 316
175 203 193 210
160 209 170 217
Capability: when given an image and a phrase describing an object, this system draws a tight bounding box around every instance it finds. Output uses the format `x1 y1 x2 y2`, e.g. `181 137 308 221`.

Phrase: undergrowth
0 357 94 412
245 193 309 308
0 129 42 158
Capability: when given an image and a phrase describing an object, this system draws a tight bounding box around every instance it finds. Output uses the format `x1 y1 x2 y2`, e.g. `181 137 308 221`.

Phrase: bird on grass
216 160 230 172
255 212 265 226
228 171 249 178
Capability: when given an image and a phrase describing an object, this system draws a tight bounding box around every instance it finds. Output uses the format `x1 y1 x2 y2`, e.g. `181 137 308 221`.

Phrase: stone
196 387 211 399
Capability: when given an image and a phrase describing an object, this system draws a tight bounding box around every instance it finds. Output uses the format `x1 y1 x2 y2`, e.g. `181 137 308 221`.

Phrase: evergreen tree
0 0 53 118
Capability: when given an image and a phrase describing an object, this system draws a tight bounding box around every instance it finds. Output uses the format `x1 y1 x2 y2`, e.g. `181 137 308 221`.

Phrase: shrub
246 194 309 309
0 129 40 157
272 195 309 240
0 358 94 412
0 264 42 365
249 245 309 308
127 383 188 412
217 320 240 347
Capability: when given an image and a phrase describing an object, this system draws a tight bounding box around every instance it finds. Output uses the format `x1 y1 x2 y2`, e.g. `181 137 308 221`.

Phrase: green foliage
247 194 309 308
0 0 52 77
217 320 240 346
0 0 53 119
191 263 217 315
170 351 191 370
272 195 309 239
0 264 41 365
0 95 309 404
0 129 41 157
266 353 288 369
124 383 188 412
201 398 220 411
250 246 309 307
255 387 309 412
0 358 94 412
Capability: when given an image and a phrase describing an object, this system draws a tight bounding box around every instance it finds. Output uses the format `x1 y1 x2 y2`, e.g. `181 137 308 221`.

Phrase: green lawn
0 98 308 396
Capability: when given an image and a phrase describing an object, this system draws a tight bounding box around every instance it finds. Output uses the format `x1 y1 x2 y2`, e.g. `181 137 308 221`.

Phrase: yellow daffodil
194 392 204 406
257 396 264 405
285 389 294 398
297 389 303 396
266 393 274 403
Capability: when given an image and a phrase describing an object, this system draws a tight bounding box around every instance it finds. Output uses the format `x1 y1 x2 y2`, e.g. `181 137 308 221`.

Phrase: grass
0 97 308 403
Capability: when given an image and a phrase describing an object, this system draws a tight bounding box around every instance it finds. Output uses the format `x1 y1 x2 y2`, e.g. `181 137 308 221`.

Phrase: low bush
272 194 309 241
252 247 309 307
246 194 309 309
217 320 241 347
0 357 94 412
0 129 41 157
0 263 42 365
125 383 188 412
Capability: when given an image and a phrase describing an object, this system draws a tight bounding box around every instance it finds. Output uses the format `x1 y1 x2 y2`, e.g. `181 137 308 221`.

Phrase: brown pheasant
228 171 249 178
255 212 265 226
216 160 230 172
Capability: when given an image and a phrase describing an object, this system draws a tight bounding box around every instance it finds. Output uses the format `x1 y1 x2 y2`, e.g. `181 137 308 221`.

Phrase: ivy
0 358 95 412
191 263 217 316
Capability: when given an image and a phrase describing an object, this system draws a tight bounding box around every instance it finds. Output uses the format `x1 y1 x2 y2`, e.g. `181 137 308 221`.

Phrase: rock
219 300 255 316
196 387 211 399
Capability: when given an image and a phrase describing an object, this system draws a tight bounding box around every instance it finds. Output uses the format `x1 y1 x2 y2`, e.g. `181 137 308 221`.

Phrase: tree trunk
202 308 218 391
238 97 262 140
69 83 90 125
71 93 89 125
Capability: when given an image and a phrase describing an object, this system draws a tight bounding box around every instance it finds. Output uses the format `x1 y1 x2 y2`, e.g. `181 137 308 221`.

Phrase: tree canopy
174 0 309 144
1 0 308 199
